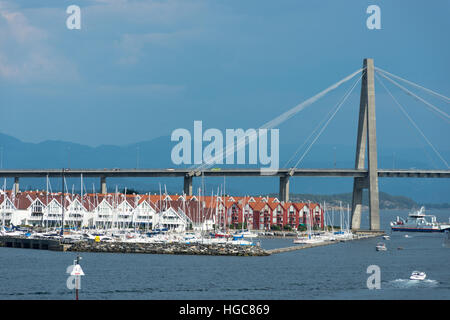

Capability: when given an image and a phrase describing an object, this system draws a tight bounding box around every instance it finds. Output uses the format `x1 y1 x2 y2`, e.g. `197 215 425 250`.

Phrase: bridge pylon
351 58 380 231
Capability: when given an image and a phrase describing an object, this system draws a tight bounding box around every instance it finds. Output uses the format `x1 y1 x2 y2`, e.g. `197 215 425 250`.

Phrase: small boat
405 234 410 238
382 235 390 240
234 230 258 238
410 271 426 281
376 242 387 251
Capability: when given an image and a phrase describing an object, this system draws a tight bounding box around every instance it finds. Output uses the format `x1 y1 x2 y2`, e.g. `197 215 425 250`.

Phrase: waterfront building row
0 190 323 232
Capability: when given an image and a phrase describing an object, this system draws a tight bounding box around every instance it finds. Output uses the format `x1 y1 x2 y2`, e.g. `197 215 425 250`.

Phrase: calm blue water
1 209 449 300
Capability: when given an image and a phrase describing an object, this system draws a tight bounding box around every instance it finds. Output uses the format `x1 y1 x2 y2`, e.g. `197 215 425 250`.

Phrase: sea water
0 209 449 300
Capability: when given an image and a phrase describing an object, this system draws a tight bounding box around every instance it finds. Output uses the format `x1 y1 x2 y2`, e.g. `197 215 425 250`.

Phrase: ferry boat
390 207 450 232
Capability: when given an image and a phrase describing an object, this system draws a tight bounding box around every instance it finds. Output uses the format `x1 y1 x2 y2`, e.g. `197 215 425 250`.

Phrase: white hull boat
410 271 426 281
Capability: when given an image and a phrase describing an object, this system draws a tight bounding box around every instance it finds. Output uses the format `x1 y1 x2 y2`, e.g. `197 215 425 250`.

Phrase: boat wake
387 279 439 288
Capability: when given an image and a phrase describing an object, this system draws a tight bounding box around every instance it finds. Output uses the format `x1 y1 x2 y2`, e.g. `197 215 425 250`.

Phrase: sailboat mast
61 169 65 237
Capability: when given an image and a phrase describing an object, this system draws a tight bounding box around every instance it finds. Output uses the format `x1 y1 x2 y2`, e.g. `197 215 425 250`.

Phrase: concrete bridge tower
351 58 380 231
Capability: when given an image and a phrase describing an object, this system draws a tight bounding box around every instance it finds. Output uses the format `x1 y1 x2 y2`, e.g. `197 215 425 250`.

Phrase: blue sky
0 0 449 167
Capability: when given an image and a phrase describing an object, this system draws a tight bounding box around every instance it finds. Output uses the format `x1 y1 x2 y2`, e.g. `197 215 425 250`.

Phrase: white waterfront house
0 193 16 226
94 197 114 229
132 198 156 229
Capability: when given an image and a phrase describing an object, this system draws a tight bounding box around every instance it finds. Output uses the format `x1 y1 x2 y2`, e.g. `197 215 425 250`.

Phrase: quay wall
0 236 65 251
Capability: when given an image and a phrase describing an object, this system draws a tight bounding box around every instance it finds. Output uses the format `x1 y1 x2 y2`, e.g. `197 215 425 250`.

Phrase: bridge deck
0 168 448 178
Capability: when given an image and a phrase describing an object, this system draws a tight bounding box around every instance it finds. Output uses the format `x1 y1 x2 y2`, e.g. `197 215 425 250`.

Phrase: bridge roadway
0 168 449 178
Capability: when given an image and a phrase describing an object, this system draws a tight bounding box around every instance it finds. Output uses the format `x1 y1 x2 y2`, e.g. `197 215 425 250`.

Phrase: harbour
0 231 383 256
1 209 448 300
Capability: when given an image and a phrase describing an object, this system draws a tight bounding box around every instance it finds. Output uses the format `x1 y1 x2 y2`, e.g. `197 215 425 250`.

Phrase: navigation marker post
70 255 85 300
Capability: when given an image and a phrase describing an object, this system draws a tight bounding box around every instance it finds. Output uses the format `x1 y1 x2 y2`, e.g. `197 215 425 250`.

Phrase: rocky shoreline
66 241 270 256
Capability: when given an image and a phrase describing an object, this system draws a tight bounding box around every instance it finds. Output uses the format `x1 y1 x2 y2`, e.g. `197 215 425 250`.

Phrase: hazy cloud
0 1 79 83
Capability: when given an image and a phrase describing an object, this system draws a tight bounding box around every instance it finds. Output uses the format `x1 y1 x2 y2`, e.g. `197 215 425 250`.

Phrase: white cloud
0 1 79 83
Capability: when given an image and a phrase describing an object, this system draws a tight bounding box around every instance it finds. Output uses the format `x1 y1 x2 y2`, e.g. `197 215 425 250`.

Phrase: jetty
267 231 384 254
0 236 268 256
66 241 269 256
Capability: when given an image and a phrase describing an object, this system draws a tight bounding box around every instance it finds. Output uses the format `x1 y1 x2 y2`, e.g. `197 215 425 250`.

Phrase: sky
0 0 449 166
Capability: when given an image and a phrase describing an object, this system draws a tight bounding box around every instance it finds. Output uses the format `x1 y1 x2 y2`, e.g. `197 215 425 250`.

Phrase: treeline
276 191 448 210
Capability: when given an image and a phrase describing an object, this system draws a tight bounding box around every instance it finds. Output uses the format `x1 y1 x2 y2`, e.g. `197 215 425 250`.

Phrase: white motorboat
230 239 254 246
234 230 258 238
382 235 390 240
376 242 387 251
410 271 426 281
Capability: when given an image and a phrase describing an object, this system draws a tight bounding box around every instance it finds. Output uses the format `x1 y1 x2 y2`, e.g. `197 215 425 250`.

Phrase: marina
0 186 389 256
1 210 448 300
0 230 383 256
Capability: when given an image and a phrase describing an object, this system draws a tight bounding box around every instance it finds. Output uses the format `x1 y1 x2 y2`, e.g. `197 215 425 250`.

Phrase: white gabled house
94 198 114 228
66 198 88 227
0 195 16 226
132 199 156 229
114 198 134 228
154 206 191 232
27 197 46 226
44 198 62 227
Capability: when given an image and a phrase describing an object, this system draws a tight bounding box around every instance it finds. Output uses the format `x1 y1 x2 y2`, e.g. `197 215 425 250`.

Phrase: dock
267 232 384 255
0 236 69 251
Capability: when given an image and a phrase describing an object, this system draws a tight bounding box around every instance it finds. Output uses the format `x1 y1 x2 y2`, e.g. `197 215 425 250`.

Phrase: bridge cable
284 70 366 168
375 73 449 169
193 67 365 171
291 73 363 170
375 67 450 104
376 71 450 123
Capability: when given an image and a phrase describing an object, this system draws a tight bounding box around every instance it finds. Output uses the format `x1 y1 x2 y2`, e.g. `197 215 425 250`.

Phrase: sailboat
233 197 257 239
293 203 325 244
333 202 353 240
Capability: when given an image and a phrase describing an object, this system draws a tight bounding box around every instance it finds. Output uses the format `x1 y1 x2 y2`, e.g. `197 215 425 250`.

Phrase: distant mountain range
0 132 448 204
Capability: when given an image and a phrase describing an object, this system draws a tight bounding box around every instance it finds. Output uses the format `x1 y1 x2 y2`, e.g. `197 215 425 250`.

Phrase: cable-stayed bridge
1 59 449 231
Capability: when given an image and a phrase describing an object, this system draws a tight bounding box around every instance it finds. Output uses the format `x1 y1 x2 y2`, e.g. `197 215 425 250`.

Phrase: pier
267 232 384 254
0 236 68 251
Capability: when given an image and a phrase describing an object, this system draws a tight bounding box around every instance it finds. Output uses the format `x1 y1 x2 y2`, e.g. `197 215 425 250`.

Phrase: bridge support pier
351 58 380 231
100 176 107 194
279 176 289 203
14 177 19 194
184 176 193 196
